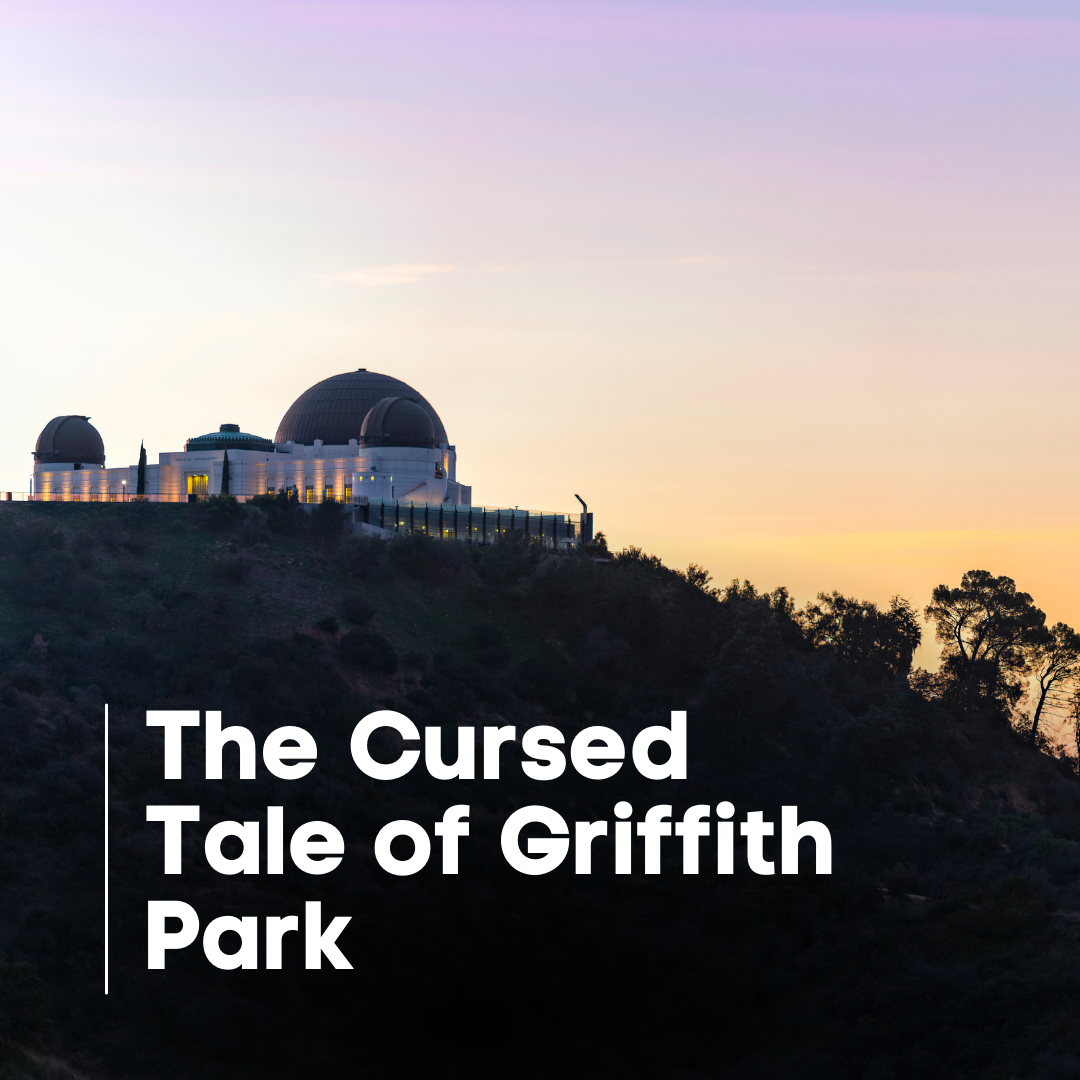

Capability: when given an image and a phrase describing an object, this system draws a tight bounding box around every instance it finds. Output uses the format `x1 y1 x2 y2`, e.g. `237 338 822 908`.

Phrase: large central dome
274 370 448 447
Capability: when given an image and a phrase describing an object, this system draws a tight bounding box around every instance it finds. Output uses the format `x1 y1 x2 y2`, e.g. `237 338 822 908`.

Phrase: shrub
468 622 512 670
249 489 307 535
0 953 47 1048
310 498 348 541
11 522 64 558
338 536 387 581
339 630 398 673
317 615 340 634
210 554 251 583
7 664 45 696
388 533 439 579
240 504 268 545
388 533 470 582
342 593 376 625
475 529 544 584
201 494 241 531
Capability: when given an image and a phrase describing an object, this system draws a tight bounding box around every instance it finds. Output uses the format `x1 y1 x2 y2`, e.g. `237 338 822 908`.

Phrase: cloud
318 263 455 286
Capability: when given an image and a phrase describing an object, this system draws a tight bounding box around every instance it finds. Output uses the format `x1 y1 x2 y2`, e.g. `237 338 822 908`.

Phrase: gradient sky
2 1 1079 684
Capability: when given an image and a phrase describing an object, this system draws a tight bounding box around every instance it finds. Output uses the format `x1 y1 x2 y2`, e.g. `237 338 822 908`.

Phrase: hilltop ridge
2 500 1080 1080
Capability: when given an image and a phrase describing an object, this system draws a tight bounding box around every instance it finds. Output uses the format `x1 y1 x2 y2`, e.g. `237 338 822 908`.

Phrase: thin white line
104 703 109 996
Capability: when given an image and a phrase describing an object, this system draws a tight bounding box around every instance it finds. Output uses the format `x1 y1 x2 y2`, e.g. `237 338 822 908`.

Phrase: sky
1 0 1079 677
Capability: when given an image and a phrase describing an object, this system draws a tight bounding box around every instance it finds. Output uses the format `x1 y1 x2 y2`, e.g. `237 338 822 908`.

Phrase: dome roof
360 397 436 449
185 424 275 453
275 369 448 447
34 415 105 466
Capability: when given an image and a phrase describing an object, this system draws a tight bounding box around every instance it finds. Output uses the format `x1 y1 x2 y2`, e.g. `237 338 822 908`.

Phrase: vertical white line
104 703 109 996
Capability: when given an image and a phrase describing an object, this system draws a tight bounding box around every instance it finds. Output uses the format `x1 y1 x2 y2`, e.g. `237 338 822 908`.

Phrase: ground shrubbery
339 628 397 673
3 502 1080 1077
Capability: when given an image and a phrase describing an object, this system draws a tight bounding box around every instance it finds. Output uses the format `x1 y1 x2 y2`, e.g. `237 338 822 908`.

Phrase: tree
220 449 230 495
924 570 1046 715
136 440 146 495
799 592 921 679
1027 622 1080 742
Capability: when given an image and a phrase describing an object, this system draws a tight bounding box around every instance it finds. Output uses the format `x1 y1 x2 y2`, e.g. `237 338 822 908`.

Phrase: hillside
2 499 1080 1080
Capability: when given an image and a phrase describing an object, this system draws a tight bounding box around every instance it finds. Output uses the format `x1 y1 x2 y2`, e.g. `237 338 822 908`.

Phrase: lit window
344 484 352 501
109 494 117 503
324 484 333 501
305 487 314 504
267 484 275 495
187 474 208 497
90 493 100 502
72 494 81 502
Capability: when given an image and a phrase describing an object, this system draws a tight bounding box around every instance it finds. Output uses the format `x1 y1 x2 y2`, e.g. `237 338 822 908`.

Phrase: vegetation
135 442 146 497
1 504 1080 1078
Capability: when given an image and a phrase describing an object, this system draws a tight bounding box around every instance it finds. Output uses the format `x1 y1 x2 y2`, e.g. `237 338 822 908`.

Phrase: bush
240 504 268 545
475 529 544 584
317 615 340 634
11 523 64 558
249 489 307 535
388 533 470 582
0 953 47 1048
8 555 102 614
342 593 375 625
7 664 46 696
201 494 241 531
468 622 512 670
388 533 439 579
339 630 398 673
310 498 348 541
210 554 251 583
338 536 387 581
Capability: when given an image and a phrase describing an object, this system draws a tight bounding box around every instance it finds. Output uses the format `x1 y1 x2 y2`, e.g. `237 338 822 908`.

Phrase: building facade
31 369 472 507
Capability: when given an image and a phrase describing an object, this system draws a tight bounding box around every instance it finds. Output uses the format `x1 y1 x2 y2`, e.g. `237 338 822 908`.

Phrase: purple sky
2 0 1079 673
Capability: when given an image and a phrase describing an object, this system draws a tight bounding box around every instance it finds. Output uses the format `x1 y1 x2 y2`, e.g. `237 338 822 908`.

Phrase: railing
0 491 593 547
354 499 581 548
2 490 270 504
1 491 222 503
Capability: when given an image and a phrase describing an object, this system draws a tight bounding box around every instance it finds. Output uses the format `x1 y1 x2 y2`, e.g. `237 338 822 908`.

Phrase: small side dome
34 415 105 465
360 397 436 449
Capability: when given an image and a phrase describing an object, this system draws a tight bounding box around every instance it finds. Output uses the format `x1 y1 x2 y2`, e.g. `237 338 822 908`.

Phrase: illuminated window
72 494 81 502
305 486 314 504
344 484 352 501
109 494 117 503
187 474 208 497
90 493 100 502
267 483 275 495
324 484 333 502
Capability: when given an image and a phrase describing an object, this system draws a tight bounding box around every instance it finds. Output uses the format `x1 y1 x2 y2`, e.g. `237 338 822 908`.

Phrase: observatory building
31 370 471 507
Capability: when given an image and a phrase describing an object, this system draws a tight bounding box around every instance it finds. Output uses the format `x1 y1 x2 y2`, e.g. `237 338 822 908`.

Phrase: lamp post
574 493 593 546
121 480 127 503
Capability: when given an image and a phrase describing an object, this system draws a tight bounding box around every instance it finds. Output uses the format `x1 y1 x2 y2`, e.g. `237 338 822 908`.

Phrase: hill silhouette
1 499 1080 1080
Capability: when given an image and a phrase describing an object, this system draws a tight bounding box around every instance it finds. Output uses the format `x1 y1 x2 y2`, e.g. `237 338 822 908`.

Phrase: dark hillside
2 501 1080 1079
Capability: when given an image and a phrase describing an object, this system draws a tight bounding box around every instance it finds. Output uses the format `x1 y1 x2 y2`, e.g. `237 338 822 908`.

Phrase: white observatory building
31 369 471 506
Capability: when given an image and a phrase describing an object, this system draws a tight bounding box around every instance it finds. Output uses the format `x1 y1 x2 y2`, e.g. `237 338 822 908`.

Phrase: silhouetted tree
220 449 230 495
136 441 146 495
1027 622 1080 742
925 570 1046 714
800 592 921 679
